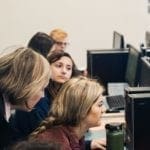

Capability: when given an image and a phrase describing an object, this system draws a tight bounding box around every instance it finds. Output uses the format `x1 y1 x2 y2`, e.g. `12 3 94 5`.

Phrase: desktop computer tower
125 86 150 95
125 93 150 150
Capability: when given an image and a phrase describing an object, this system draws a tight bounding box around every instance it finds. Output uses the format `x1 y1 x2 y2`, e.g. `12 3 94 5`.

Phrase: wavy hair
0 47 50 106
30 76 104 138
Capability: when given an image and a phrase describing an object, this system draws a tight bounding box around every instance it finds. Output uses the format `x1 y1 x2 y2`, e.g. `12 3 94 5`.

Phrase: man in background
49 28 69 51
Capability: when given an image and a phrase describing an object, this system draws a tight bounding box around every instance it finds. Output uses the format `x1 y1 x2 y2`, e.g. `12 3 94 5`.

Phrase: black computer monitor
139 56 150 86
125 45 142 86
112 31 125 49
87 49 128 90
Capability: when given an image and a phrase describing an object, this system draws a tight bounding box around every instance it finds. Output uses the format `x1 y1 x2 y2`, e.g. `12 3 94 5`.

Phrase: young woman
0 47 50 149
30 76 105 150
47 50 80 98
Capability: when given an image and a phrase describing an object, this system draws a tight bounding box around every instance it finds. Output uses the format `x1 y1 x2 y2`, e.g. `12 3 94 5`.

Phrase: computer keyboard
106 95 125 110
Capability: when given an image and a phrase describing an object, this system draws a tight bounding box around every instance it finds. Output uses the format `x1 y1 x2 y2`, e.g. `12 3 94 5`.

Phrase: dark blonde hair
30 76 104 138
0 47 50 106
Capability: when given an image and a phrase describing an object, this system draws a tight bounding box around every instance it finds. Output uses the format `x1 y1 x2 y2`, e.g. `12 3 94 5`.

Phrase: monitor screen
145 31 150 48
139 56 150 86
87 49 128 91
113 31 125 49
125 45 142 86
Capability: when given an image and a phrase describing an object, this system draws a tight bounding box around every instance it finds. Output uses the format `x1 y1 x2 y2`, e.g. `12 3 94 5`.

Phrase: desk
85 112 125 140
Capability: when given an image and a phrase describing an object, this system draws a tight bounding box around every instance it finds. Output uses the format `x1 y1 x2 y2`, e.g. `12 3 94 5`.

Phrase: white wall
0 0 149 68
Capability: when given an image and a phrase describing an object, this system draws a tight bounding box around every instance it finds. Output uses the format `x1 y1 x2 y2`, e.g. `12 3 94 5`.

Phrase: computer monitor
145 31 150 48
139 56 150 86
125 45 142 86
87 49 128 91
112 31 125 49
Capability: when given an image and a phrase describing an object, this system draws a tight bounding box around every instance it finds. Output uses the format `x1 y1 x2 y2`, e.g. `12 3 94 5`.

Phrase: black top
9 89 52 141
0 93 19 149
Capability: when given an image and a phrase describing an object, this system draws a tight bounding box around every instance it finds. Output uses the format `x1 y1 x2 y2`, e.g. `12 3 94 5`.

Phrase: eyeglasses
55 41 69 46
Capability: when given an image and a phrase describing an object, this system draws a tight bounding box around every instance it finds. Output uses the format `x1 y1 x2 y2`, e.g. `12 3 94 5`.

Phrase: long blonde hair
30 76 104 138
0 47 50 105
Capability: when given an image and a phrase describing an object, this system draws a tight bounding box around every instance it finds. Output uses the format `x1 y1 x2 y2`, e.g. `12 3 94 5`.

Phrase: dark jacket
9 89 52 141
0 93 20 149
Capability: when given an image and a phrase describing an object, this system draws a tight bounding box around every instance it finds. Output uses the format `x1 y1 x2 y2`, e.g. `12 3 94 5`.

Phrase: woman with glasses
49 28 69 51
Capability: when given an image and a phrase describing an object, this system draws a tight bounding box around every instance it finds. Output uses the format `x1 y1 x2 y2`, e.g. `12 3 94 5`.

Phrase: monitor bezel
112 31 125 49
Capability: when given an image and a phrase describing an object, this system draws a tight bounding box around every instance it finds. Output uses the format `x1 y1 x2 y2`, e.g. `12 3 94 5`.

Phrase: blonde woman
30 76 106 150
0 47 50 149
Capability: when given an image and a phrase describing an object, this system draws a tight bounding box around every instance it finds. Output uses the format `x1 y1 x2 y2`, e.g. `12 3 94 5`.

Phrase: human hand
90 139 106 150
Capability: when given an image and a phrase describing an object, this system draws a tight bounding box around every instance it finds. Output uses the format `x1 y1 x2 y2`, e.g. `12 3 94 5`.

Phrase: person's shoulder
37 126 71 149
37 126 69 142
